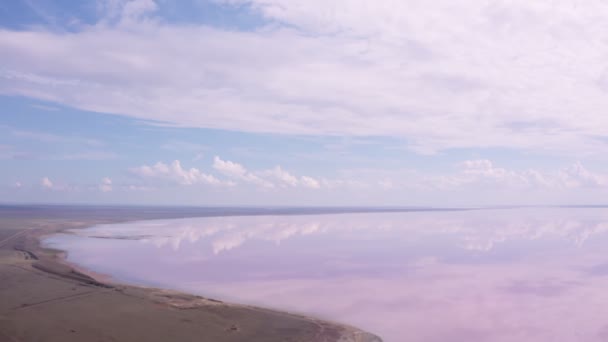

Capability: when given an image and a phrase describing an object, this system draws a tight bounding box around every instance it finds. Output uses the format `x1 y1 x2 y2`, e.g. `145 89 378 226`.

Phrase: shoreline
39 229 339 324
0 209 382 342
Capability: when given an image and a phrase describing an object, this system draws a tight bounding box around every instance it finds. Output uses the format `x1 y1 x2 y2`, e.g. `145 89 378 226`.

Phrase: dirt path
0 229 30 247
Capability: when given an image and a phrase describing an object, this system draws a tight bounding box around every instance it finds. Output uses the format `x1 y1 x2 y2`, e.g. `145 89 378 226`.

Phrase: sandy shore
0 205 382 342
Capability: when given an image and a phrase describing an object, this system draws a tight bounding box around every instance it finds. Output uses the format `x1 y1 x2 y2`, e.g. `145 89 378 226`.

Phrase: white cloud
212 156 248 178
131 160 223 186
263 166 299 187
460 159 524 184
38 177 76 192
261 166 321 189
329 160 608 197
13 181 22 189
41 177 53 189
4 1 608 154
558 162 608 188
300 175 321 189
99 177 113 192
26 156 608 202
131 156 321 190
213 156 274 188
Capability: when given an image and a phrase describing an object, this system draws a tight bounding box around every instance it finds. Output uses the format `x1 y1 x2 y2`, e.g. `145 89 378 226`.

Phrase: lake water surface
43 208 608 341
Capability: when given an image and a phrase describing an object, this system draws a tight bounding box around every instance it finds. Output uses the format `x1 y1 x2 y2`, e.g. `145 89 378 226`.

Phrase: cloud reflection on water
75 209 608 254
50 208 608 342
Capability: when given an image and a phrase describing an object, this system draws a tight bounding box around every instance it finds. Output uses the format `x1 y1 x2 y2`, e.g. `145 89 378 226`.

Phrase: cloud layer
3 0 608 154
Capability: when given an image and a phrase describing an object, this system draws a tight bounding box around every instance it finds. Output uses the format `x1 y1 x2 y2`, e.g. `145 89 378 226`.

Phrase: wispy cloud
54 151 118 160
9 128 103 146
429 160 608 191
160 140 207 161
0 148 117 161
29 103 59 111
160 140 207 152
21 0 59 28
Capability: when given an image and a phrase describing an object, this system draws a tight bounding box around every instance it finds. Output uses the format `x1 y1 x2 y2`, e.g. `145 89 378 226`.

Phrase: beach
0 205 381 342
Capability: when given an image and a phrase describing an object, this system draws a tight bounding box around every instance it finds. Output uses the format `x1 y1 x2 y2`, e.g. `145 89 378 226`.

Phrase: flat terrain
0 205 382 342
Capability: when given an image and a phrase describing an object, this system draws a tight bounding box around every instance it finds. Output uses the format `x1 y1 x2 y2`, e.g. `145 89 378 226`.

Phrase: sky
2 0 608 206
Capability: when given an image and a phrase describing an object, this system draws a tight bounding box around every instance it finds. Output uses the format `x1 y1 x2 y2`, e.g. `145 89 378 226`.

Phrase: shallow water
43 208 608 341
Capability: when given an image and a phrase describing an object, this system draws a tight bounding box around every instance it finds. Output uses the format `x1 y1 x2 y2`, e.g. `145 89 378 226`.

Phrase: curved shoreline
0 209 383 342
40 230 381 340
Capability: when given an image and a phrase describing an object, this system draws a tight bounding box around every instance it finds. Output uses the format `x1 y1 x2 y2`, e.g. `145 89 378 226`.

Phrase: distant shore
0 205 381 342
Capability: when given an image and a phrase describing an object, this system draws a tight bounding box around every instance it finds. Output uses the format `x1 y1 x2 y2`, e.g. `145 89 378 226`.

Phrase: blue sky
2 0 608 206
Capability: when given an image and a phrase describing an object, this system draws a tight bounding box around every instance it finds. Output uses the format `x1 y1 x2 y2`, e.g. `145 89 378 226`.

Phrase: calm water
43 208 608 341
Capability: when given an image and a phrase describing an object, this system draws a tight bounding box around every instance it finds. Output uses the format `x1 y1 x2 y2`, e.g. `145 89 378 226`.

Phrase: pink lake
43 208 608 342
